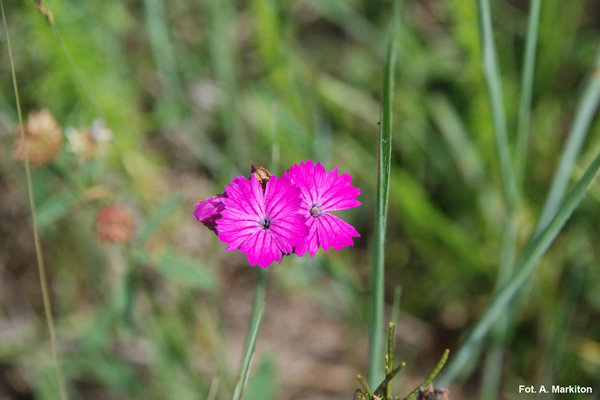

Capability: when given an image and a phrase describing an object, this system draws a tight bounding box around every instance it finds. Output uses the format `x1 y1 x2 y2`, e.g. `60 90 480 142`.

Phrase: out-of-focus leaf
155 248 216 290
243 355 277 400
37 189 78 229
136 195 183 243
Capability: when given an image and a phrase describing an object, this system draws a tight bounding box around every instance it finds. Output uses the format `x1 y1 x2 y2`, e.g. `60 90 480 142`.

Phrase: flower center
261 218 271 229
309 204 322 218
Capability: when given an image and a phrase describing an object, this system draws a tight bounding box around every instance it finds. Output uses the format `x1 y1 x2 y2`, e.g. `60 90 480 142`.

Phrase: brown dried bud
95 205 136 243
14 109 63 166
417 386 449 400
251 164 271 189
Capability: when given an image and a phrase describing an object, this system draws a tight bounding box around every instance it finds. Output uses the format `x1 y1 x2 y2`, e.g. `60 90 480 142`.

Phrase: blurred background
1 0 600 399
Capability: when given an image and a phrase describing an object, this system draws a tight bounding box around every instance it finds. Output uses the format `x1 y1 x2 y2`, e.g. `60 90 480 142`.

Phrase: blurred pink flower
286 160 361 257
216 174 307 268
96 205 135 243
193 194 226 233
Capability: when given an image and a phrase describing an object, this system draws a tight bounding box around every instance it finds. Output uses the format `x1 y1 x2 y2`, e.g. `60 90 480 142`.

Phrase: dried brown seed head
14 109 63 166
251 164 272 189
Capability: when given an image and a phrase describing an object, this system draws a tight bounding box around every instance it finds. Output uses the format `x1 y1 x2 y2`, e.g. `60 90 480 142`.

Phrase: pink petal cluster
217 175 307 267
286 160 361 257
193 161 361 268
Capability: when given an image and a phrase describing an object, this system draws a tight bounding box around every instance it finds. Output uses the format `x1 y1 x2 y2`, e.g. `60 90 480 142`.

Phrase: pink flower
216 174 308 268
286 160 361 257
193 194 226 233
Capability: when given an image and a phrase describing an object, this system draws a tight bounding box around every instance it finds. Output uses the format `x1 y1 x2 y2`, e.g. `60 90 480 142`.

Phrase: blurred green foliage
1 0 600 399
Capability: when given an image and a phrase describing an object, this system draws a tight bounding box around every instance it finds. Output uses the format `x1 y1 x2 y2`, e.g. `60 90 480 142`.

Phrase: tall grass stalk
1 2 69 399
439 150 600 384
207 0 247 173
514 0 541 186
477 0 517 207
481 3 542 396
536 47 600 233
368 0 400 387
468 1 521 391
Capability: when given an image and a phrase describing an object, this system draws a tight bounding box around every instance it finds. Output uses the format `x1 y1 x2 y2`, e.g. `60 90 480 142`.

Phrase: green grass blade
232 270 267 400
439 150 600 385
390 287 402 329
1 2 69 399
428 95 485 187
515 0 542 186
207 0 247 173
368 0 400 387
536 47 600 233
477 0 517 206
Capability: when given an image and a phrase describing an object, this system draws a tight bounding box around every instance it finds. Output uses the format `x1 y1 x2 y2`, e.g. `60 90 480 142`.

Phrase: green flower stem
369 0 400 387
1 2 69 399
232 269 266 400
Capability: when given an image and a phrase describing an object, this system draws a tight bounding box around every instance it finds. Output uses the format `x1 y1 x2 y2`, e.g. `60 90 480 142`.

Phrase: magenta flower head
286 160 361 257
193 194 226 233
216 174 308 268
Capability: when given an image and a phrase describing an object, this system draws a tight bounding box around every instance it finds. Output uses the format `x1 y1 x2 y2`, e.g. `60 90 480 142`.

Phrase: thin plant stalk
477 0 517 207
439 150 600 384
480 2 541 395
536 47 600 234
368 0 400 387
385 322 395 399
1 2 69 399
404 349 449 400
232 270 266 400
514 0 541 186
390 287 402 329
475 0 522 392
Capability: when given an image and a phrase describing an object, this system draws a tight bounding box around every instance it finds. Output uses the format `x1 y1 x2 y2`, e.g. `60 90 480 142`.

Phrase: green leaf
36 189 78 229
136 195 183 243
155 249 216 290
243 355 277 400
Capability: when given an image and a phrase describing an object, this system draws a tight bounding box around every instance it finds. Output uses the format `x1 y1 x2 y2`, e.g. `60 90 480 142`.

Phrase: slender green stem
439 151 600 384
404 349 449 400
368 0 400 387
33 2 104 118
477 0 517 207
373 363 406 398
479 347 503 400
482 0 542 374
356 374 373 398
207 0 247 173
232 269 266 400
1 3 69 399
390 287 402 331
536 47 600 234
514 0 541 186
385 322 396 399
270 102 279 172
475 0 522 391
207 377 220 400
